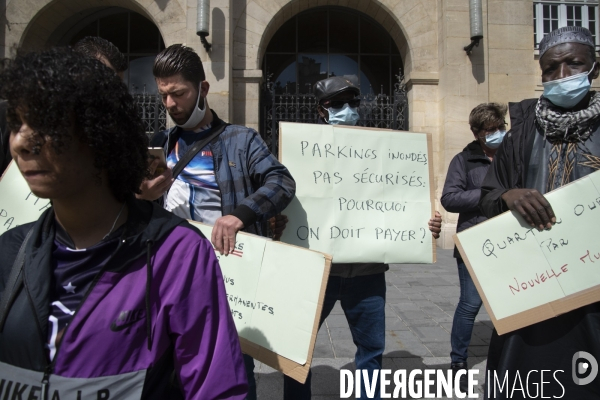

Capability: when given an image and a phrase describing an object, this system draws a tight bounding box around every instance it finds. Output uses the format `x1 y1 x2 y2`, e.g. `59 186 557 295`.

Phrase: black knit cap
539 26 595 59
313 76 360 103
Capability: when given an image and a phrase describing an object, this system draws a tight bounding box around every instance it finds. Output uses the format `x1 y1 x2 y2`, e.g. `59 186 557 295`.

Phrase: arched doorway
58 7 165 95
54 7 167 135
261 6 408 153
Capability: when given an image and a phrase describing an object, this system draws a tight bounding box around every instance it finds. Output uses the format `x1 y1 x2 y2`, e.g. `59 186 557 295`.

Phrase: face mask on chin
176 84 207 129
326 103 360 126
542 63 595 109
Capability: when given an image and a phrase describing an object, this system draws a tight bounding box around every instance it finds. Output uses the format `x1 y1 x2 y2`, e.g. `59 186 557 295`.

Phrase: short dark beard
170 94 203 125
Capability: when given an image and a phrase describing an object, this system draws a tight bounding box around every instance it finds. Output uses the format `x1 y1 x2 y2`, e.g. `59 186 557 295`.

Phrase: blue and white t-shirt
165 126 222 224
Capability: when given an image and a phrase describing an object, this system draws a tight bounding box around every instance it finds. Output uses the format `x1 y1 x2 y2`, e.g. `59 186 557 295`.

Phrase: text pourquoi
279 123 436 264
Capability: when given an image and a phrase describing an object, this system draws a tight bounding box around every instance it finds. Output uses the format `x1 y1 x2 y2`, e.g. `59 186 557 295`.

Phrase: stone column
437 0 489 249
406 72 441 236
487 0 537 106
232 69 262 131
186 0 233 122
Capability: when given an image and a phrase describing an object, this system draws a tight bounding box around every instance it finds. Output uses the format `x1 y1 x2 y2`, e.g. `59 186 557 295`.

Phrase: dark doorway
63 8 167 136
261 6 408 153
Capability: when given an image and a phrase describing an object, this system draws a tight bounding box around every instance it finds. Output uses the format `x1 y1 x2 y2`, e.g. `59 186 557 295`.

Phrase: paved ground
253 248 493 399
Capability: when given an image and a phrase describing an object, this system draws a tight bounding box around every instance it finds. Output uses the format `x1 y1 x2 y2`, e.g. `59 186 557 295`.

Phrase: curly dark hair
0 47 149 202
74 36 128 72
153 44 205 86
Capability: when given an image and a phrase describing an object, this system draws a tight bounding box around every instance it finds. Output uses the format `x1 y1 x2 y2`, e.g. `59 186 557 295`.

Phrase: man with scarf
480 26 600 399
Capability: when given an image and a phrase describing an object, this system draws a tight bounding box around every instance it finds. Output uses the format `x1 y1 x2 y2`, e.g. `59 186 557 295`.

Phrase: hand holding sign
191 221 331 383
456 170 600 334
211 215 244 255
429 211 442 239
278 122 436 263
502 188 556 231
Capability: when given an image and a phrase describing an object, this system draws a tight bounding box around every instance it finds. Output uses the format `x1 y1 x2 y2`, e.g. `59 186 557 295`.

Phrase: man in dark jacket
137 44 296 399
480 26 600 399
139 44 295 249
282 76 443 400
441 102 507 390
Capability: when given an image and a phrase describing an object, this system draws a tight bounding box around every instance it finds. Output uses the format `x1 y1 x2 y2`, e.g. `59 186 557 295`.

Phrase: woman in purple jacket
0 47 247 399
441 103 507 391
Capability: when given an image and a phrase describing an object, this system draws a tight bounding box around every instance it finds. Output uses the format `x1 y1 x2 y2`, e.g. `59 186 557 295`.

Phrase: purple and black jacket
0 198 248 399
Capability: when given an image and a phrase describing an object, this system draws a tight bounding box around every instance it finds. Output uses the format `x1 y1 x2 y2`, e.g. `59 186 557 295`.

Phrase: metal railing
133 93 167 137
261 71 408 155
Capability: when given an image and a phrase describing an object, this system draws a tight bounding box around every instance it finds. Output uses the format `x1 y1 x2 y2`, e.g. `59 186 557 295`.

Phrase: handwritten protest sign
279 122 436 263
455 170 600 334
191 222 331 382
0 162 332 383
0 162 51 232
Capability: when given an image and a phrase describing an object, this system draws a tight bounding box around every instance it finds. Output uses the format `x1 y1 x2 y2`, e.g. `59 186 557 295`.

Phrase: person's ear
317 104 328 121
470 127 479 140
200 81 210 97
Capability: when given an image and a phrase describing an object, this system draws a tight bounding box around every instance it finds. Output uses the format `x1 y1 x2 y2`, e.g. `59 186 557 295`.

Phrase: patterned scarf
535 92 600 191
535 91 600 143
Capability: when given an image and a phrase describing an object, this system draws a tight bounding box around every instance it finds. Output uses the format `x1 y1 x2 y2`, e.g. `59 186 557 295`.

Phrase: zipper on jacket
41 365 51 400
23 276 54 373
211 141 227 217
22 281 52 400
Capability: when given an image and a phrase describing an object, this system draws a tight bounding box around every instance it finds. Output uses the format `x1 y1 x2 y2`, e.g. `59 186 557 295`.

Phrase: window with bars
534 1 599 50
62 8 167 136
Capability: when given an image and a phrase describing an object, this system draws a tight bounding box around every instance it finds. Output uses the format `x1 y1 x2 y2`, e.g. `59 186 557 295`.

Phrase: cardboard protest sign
0 162 51 232
0 162 332 383
191 222 331 383
278 122 436 263
455 170 600 335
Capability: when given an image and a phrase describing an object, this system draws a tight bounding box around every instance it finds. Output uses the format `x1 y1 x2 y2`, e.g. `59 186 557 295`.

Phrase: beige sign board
0 162 51 233
0 162 331 383
191 222 331 383
278 122 436 264
455 170 600 335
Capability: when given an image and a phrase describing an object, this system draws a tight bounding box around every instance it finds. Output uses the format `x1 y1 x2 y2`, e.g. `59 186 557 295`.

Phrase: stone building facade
2 0 599 248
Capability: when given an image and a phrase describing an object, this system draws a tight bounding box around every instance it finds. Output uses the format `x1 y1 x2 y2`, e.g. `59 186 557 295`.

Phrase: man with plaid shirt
139 44 295 255
138 45 295 398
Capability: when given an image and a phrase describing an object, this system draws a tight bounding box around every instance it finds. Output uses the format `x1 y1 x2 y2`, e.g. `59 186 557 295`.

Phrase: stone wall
436 0 489 249
230 0 441 132
2 0 570 250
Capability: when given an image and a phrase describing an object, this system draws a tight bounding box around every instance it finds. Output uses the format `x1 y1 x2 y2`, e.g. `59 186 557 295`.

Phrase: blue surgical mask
485 130 506 149
542 63 595 109
327 104 360 126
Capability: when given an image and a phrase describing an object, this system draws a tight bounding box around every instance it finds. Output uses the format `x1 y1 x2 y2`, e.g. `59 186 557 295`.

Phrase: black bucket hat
313 76 360 103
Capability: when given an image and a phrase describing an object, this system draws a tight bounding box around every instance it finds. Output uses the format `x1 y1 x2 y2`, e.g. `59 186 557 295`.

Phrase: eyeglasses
477 122 506 137
322 99 361 109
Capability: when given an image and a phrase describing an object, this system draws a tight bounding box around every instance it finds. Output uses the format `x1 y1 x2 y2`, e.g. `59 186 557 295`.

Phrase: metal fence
260 72 409 154
133 93 167 137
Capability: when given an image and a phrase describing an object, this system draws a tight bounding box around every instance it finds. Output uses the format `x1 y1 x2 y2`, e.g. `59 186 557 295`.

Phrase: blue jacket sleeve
231 130 296 226
441 153 481 213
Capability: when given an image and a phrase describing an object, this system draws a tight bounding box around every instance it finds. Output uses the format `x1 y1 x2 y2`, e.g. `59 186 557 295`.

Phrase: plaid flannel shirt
152 111 296 237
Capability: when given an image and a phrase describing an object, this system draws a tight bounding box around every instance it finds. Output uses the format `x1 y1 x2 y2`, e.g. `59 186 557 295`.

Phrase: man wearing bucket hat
480 26 600 398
